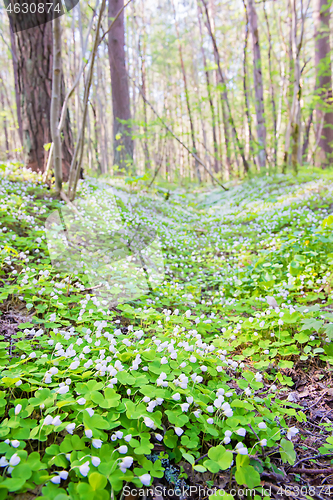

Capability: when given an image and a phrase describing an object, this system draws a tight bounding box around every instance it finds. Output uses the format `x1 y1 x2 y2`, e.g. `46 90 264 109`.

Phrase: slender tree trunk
263 0 278 170
283 0 308 173
108 0 133 170
302 110 313 160
138 34 151 171
242 0 256 168
51 14 62 193
197 1 219 174
13 22 73 178
172 0 201 183
201 0 249 173
0 89 10 160
247 0 266 168
9 24 23 147
314 0 333 167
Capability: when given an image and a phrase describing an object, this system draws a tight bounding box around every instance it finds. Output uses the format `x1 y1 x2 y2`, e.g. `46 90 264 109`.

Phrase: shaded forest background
0 0 333 189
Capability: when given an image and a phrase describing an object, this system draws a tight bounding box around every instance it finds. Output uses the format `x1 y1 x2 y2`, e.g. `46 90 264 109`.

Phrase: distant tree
314 0 333 167
247 0 266 169
108 0 133 170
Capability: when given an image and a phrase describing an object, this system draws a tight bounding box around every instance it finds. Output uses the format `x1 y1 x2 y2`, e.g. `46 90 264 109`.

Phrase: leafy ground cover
1 165 333 499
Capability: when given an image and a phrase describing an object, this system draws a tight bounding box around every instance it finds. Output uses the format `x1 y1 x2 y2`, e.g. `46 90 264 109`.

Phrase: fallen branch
289 466 333 475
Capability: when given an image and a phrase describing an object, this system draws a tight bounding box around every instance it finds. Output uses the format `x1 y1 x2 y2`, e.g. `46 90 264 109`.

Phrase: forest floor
1 165 333 499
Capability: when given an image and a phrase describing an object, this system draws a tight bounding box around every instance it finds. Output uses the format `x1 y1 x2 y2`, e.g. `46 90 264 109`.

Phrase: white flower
14 404 22 416
207 405 214 413
260 439 267 446
143 396 150 403
271 385 277 391
193 410 201 418
59 470 68 480
186 396 193 404
86 408 94 417
155 433 163 441
255 373 263 382
180 403 190 412
44 415 53 425
92 456 101 467
51 475 61 484
161 357 168 364
172 393 181 401
57 386 69 395
11 440 20 448
287 427 299 440
124 434 132 442
92 439 103 449
66 423 75 434
79 461 90 477
278 319 284 326
139 473 151 486
9 454 21 466
237 428 246 437
235 442 248 455
0 457 8 467
244 388 251 396
185 310 191 318
174 427 183 436
52 416 61 426
144 417 156 429
119 456 133 472
207 418 214 424
189 356 196 363
118 445 128 454
77 398 86 405
258 422 267 429
85 429 93 439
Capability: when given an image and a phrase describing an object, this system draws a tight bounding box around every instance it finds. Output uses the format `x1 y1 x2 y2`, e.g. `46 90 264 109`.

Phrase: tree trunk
13 22 73 179
242 0 256 168
172 0 201 183
197 1 219 174
263 0 278 171
314 0 333 167
9 24 23 146
247 0 266 168
51 14 62 193
108 0 133 170
201 0 249 174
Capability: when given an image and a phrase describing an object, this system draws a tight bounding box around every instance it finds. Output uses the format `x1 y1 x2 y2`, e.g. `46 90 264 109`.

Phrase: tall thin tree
313 0 333 167
247 0 266 168
108 0 134 170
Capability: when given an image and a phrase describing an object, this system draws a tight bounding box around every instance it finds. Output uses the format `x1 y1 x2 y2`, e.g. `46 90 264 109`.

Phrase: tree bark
13 22 73 179
263 0 278 170
197 1 219 174
51 14 62 193
9 24 23 147
108 0 133 170
242 0 256 167
172 0 201 183
201 0 249 174
314 0 333 167
247 0 266 168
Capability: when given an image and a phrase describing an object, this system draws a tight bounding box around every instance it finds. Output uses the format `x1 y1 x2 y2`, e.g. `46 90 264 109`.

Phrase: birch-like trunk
51 14 62 193
314 0 333 167
247 0 266 168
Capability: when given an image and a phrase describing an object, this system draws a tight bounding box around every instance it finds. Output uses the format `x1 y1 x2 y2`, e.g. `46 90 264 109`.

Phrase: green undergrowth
0 164 333 499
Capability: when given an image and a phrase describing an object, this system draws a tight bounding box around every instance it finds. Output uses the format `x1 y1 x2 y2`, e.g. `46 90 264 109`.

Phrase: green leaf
280 438 296 465
89 472 108 491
